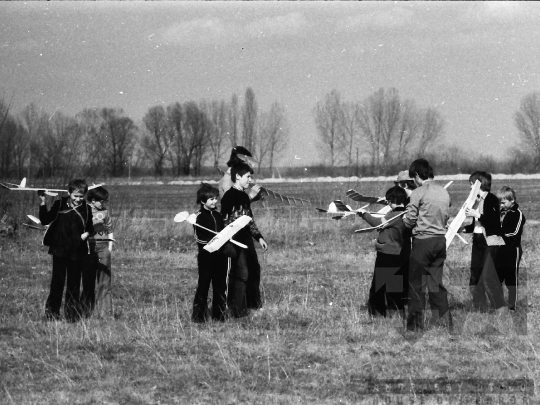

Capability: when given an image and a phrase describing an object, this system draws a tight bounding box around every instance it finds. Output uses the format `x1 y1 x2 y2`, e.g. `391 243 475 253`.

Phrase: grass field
1 179 538 404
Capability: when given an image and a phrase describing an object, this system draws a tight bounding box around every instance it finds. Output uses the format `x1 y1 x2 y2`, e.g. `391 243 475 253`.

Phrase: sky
1 2 540 167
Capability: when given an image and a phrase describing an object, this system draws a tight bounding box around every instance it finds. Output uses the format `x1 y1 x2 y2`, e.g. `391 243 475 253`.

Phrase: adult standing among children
218 146 265 310
403 159 452 332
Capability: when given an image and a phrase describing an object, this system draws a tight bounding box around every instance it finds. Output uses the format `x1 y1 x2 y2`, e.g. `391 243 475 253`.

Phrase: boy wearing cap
395 170 417 202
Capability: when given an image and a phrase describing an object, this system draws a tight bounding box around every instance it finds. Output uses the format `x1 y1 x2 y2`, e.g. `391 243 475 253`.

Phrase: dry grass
0 181 538 404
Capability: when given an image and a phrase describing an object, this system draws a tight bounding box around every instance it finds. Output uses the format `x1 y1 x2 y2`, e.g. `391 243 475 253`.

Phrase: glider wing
204 215 252 253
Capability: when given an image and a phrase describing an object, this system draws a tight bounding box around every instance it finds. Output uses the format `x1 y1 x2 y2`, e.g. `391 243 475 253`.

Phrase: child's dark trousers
192 254 228 322
496 245 522 309
45 255 85 322
368 252 408 317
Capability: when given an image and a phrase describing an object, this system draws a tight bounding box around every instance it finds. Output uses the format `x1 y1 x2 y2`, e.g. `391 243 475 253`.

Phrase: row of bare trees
314 88 445 175
0 87 290 179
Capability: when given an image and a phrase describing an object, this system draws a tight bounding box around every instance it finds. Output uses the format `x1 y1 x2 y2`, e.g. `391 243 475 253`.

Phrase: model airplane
316 200 371 220
174 211 248 249
355 211 407 233
445 180 481 249
0 178 104 196
216 167 311 205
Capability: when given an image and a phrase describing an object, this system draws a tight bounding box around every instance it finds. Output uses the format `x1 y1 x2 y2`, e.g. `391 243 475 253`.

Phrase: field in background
0 180 538 404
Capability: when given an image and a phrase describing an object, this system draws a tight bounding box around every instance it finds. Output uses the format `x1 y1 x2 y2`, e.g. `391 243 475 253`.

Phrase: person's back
403 159 451 332
404 181 450 238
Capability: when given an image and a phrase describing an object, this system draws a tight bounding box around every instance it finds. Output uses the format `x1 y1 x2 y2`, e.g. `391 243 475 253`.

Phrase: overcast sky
1 2 539 167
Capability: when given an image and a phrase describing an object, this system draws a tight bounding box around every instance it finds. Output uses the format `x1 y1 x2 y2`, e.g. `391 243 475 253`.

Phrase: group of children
358 159 526 331
37 153 525 330
39 180 113 322
192 146 267 321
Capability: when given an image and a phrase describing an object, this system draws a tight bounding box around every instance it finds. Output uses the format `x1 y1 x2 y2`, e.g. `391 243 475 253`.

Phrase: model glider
354 211 407 233
216 167 311 205
445 180 481 249
353 180 455 232
204 215 252 253
316 200 370 220
174 211 248 249
0 178 104 196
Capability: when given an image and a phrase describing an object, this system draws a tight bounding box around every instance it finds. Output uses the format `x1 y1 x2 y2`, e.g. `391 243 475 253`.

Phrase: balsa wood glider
216 167 311 205
0 178 104 196
353 180 455 233
445 180 481 249
204 215 252 253
316 200 370 220
354 211 407 233
174 211 248 249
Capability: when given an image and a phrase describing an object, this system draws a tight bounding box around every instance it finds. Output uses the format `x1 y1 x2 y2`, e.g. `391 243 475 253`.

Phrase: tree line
0 87 289 180
1 87 540 180
314 88 540 175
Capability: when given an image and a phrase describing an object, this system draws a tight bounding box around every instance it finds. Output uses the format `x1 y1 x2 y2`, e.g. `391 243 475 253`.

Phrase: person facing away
402 159 451 332
39 179 94 322
218 146 263 202
82 186 114 319
358 186 412 317
459 171 507 314
220 162 268 318
191 183 235 322
495 186 526 311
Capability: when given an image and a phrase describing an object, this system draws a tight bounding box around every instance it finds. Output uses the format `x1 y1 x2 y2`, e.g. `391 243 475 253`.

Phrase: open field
1 179 539 404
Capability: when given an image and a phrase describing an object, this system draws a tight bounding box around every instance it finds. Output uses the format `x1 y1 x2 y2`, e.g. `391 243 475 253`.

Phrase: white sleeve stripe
505 210 523 237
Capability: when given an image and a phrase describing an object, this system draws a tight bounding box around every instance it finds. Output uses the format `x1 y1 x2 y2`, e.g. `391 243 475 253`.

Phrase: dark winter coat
40 197 94 261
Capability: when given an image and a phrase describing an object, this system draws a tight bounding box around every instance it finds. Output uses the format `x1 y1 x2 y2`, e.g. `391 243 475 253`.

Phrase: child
39 179 94 322
192 183 234 322
218 146 262 201
460 171 507 313
496 186 526 310
221 162 268 317
358 186 411 317
82 186 114 319
403 159 451 331
394 170 417 202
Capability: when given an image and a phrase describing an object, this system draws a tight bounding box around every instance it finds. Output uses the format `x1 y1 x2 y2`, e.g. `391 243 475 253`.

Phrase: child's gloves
220 241 237 259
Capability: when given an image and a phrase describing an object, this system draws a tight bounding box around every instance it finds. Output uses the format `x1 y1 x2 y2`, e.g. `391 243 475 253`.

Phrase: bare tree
228 93 239 148
242 87 258 152
356 89 385 174
515 91 540 171
202 99 229 168
12 117 30 179
142 105 171 176
395 100 421 166
102 111 137 176
256 102 289 172
341 101 360 169
314 89 344 167
416 107 444 156
0 116 17 177
166 102 184 176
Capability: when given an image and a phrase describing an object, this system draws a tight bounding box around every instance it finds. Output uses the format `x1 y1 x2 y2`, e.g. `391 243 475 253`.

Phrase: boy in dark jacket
496 186 526 310
39 179 94 322
221 162 268 318
192 184 234 322
358 186 411 317
460 171 507 313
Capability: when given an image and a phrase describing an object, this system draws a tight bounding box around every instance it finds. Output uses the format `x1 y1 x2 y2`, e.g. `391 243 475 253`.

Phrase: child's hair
408 159 430 180
68 179 88 194
497 186 516 202
196 183 219 205
231 162 254 182
398 180 417 191
469 171 491 192
385 186 408 206
87 186 109 202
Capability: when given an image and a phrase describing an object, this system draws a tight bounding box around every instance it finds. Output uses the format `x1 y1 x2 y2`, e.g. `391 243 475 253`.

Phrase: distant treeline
1 88 539 182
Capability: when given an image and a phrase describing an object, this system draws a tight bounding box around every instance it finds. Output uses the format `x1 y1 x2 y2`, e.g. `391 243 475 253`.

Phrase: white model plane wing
445 180 481 249
355 211 406 233
0 178 104 196
204 215 252 253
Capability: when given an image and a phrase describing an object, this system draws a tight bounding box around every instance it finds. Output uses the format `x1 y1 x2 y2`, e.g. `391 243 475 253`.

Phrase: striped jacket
500 203 526 248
